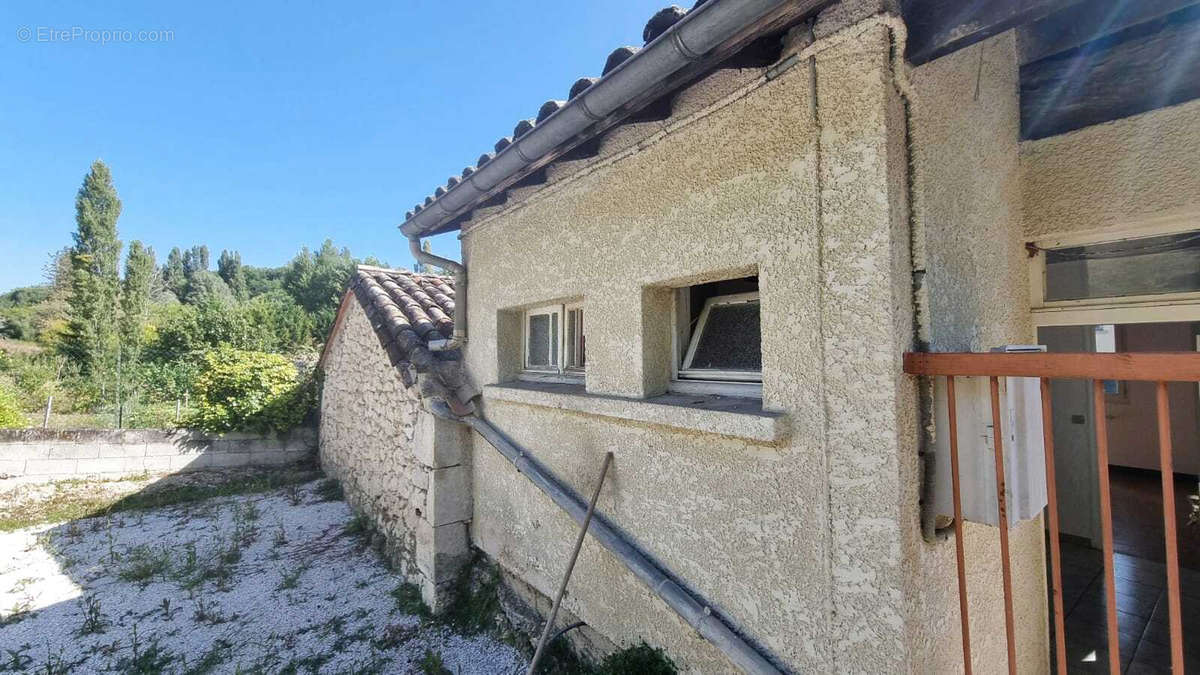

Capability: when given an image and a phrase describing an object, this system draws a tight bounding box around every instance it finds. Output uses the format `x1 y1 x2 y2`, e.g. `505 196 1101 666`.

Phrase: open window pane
1044 231 1200 301
566 308 585 369
688 300 761 371
550 313 558 366
527 314 551 367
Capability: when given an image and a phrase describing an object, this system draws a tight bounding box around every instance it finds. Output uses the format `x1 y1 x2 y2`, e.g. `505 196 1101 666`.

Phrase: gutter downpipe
408 236 467 346
437 404 781 674
398 0 799 240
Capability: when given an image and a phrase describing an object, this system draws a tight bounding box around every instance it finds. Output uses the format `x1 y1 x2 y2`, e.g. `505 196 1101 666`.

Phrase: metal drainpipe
438 404 783 674
408 236 467 345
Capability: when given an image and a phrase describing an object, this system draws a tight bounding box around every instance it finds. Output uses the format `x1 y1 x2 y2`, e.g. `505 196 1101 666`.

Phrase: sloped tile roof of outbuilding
325 266 473 416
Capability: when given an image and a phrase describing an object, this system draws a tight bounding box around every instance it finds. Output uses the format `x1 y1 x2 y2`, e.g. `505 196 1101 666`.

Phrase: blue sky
0 0 667 292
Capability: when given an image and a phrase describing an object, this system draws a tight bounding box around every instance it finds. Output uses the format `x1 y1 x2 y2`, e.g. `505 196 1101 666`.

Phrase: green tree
61 160 123 377
120 241 156 364
162 247 186 300
282 240 355 337
217 249 247 299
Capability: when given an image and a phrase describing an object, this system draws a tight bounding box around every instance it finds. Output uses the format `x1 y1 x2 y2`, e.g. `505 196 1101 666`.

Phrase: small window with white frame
522 301 585 381
672 275 761 397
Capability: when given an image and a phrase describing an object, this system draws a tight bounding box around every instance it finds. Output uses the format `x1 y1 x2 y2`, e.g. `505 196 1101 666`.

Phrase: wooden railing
903 352 1200 675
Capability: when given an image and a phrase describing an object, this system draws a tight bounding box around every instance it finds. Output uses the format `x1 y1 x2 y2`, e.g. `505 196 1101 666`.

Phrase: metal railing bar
1155 381 1186 674
946 376 973 675
989 376 1018 675
1039 377 1069 675
904 352 1200 381
1091 379 1121 675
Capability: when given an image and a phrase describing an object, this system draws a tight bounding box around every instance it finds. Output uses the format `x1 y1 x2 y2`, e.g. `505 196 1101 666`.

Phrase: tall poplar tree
62 160 123 376
120 241 156 364
163 247 186 300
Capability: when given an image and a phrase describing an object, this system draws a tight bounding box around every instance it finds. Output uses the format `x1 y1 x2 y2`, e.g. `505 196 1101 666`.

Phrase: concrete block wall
0 428 316 482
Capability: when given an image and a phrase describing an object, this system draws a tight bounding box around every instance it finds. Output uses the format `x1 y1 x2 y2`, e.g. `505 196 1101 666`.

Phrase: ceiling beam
1018 0 1200 64
1020 5 1200 139
902 0 1082 65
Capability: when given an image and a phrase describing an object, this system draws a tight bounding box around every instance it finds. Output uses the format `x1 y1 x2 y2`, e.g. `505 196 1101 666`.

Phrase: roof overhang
399 0 831 239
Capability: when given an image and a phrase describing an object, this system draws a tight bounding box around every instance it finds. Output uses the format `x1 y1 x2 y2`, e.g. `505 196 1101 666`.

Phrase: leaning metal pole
527 452 613 675
450 408 780 674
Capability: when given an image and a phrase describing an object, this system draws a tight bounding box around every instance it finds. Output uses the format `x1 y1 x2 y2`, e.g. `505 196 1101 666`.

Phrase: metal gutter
407 236 467 344
439 404 782 674
399 0 799 239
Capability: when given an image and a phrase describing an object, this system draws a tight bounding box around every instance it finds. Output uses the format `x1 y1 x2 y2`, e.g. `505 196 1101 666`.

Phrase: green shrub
185 347 313 434
0 381 26 428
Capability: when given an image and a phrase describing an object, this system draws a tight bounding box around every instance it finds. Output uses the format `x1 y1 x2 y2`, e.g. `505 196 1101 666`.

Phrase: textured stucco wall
911 33 1048 675
460 21 948 672
319 299 472 608
1022 97 1200 239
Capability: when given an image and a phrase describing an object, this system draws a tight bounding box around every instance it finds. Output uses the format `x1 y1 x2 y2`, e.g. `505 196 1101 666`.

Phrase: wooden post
42 396 52 429
175 399 181 422
527 452 613 675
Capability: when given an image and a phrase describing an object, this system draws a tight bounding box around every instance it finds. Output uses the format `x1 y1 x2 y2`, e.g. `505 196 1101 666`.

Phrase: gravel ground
0 478 527 674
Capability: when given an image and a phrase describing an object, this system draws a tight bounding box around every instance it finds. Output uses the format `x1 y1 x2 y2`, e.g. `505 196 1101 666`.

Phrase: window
673 275 761 396
522 302 584 379
1042 230 1200 302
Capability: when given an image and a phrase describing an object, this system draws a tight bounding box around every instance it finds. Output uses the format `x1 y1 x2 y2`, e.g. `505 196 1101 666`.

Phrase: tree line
0 160 386 430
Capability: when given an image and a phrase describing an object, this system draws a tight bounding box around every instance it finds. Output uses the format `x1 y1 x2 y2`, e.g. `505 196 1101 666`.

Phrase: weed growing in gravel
441 557 500 634
116 626 176 674
78 595 107 635
118 544 172 585
276 564 304 591
3 645 31 671
1 600 31 627
417 649 452 675
192 597 227 626
180 640 230 675
232 502 260 547
390 582 430 618
316 478 343 502
38 646 71 675
342 512 372 540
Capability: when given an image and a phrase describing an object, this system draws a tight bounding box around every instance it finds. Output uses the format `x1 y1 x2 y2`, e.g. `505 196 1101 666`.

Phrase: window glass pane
689 301 761 370
566 310 578 367
527 314 550 367
1044 231 1200 301
550 314 559 366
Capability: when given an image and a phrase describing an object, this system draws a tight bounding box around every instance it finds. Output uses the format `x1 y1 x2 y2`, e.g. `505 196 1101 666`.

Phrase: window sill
517 372 585 386
482 382 789 444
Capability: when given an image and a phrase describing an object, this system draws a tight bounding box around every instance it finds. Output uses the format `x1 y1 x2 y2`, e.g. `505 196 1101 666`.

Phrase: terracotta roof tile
343 266 473 416
403 5 702 232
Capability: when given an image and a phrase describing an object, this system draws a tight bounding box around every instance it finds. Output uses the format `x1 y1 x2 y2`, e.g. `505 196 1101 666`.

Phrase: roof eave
399 0 831 239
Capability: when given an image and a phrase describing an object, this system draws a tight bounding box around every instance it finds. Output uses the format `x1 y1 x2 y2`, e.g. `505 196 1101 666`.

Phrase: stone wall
0 428 314 483
318 297 472 610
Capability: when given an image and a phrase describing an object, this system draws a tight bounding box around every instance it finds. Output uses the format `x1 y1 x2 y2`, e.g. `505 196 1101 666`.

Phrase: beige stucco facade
456 17 1046 673
1022 97 1200 241
318 8 1200 674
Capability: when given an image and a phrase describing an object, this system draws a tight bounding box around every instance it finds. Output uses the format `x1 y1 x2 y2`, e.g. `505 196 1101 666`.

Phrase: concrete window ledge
482 382 789 444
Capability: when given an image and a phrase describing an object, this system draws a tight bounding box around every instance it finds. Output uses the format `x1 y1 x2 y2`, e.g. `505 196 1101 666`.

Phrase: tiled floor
1052 469 1200 673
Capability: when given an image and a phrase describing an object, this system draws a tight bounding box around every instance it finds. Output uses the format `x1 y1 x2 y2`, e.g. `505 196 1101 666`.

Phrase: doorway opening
1038 320 1200 670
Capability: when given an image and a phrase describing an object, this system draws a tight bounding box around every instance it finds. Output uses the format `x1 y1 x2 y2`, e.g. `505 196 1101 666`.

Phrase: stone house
318 0 1200 672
